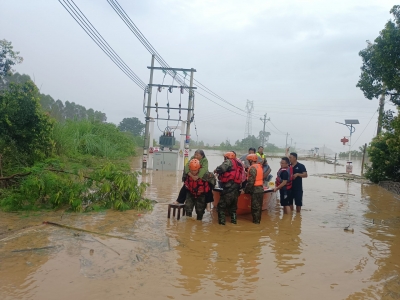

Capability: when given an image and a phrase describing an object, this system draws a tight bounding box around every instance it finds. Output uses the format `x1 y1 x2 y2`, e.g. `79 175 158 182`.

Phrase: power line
353 109 378 145
107 0 263 117
269 120 286 135
58 0 146 90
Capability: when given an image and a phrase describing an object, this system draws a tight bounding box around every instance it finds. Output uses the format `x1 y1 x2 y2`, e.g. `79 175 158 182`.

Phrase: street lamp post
336 119 359 173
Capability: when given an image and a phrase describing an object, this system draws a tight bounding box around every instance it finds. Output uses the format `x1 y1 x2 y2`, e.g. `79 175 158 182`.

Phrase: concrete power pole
377 92 385 135
184 69 195 166
259 113 270 147
142 55 155 169
285 132 290 149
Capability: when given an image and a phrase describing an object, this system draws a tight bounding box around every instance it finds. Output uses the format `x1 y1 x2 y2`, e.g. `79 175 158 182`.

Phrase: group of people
274 148 308 215
173 147 307 225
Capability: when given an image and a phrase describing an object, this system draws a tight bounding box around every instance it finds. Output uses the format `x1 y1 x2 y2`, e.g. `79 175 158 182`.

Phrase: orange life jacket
275 166 293 190
218 158 244 184
185 176 210 197
248 163 264 186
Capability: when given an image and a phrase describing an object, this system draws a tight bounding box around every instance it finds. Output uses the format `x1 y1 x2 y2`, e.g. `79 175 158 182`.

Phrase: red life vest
275 166 293 189
248 163 264 186
185 176 210 197
218 158 244 184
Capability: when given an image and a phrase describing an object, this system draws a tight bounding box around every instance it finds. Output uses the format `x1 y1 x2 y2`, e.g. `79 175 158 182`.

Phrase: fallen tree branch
0 172 31 181
0 168 97 182
43 221 137 242
44 168 97 181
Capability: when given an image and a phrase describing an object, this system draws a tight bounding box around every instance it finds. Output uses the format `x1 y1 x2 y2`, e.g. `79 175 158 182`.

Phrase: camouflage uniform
215 159 240 225
185 192 206 220
244 165 264 224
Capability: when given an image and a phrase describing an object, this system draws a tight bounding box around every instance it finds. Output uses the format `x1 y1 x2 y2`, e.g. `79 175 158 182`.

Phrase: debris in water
12 246 57 253
344 225 354 232
92 237 120 256
333 192 356 196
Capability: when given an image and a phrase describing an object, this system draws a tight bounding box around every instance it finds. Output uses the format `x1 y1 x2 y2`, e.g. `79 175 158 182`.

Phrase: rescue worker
176 150 214 211
244 154 264 224
274 157 293 214
256 146 272 184
256 146 266 163
214 151 243 225
184 159 210 220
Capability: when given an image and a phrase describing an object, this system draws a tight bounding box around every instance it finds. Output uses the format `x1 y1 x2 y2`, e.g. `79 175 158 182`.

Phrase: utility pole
142 55 155 169
361 143 367 176
377 92 385 135
142 56 197 170
259 113 270 147
285 132 289 149
184 69 195 166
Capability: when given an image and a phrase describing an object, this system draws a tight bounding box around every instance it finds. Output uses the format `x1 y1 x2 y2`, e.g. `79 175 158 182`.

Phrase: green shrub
0 160 152 212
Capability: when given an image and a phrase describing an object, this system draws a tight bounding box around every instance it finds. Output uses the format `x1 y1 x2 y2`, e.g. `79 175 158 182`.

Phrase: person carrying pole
214 152 243 225
244 154 264 224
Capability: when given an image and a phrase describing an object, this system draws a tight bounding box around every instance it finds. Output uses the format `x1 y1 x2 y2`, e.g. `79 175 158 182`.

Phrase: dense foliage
365 109 400 183
118 117 145 136
357 5 400 106
0 39 23 82
356 6 400 183
0 81 54 169
53 120 136 159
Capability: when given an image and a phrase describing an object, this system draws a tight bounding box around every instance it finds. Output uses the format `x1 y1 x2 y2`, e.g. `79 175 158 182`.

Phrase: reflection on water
269 214 303 273
0 150 399 300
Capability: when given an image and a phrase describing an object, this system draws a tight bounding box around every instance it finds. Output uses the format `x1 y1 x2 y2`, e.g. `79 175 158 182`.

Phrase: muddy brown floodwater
1 151 399 299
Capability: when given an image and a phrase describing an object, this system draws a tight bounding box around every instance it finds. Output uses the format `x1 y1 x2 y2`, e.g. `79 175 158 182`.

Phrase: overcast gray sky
1 0 398 153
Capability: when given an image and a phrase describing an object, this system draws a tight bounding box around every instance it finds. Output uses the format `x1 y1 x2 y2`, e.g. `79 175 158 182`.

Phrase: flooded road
1 150 399 299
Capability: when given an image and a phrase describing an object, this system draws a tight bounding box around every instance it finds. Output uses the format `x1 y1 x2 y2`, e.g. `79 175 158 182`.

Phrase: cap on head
189 159 201 171
246 154 258 162
224 152 236 159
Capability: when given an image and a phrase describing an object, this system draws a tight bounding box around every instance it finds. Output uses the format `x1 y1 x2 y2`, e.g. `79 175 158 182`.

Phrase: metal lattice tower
244 100 254 138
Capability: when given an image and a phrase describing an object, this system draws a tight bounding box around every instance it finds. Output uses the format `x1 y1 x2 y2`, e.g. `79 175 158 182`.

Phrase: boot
252 213 260 224
196 214 203 221
231 212 237 224
218 211 226 225
186 211 192 217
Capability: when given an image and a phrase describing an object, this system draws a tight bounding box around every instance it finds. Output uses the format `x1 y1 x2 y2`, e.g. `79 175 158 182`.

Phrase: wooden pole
361 143 367 176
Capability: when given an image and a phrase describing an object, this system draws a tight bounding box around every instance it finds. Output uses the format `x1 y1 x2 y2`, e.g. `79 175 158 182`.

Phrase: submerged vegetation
0 40 151 212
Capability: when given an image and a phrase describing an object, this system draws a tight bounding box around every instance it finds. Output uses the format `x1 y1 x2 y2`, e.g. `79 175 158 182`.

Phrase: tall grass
53 120 137 159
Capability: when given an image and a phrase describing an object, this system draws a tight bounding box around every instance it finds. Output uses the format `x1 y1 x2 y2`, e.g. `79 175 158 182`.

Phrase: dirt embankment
379 181 400 196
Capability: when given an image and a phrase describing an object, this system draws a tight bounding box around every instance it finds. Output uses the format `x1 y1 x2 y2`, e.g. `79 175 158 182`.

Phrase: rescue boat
212 187 276 215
